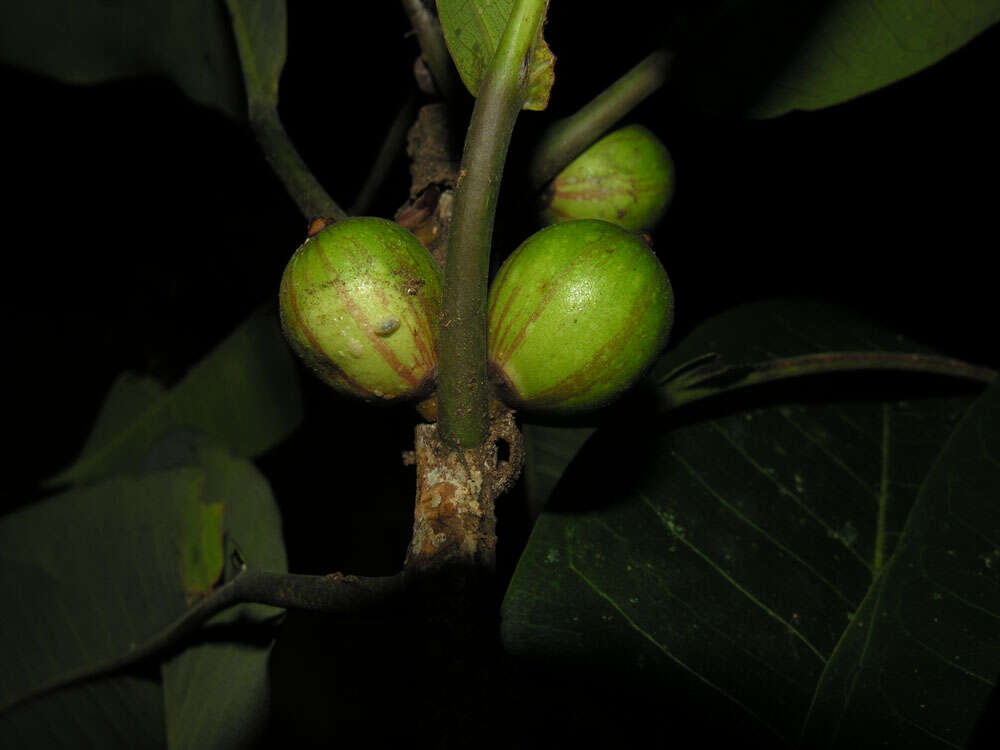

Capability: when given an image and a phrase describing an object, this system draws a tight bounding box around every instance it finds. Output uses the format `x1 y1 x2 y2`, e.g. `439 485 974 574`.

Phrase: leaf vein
638 493 827 663
708 421 872 571
567 561 782 738
671 451 856 608
901 629 994 686
779 409 880 504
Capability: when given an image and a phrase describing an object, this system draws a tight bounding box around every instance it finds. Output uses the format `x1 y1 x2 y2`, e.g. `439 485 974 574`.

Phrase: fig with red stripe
488 219 674 415
279 217 442 402
539 125 675 233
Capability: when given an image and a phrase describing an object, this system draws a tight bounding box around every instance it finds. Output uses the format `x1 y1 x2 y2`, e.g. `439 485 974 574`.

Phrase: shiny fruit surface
488 219 673 414
279 217 442 402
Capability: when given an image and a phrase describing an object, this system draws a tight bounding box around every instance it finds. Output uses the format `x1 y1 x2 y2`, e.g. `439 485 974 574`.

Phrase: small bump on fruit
279 217 442 403
488 219 674 414
539 124 675 233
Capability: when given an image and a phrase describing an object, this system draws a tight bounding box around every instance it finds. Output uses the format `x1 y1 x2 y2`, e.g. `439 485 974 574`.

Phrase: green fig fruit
488 219 673 414
279 217 442 402
539 124 675 233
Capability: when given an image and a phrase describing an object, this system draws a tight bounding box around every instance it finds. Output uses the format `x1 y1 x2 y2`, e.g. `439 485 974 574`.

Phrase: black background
2 2 998 746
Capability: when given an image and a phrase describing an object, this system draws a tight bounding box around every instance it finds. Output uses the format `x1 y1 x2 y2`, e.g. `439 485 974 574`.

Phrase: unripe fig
279 217 442 402
488 219 673 414
539 124 675 233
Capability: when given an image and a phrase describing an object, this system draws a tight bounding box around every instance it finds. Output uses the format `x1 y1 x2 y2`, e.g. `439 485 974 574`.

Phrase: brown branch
405 410 523 574
0 567 406 717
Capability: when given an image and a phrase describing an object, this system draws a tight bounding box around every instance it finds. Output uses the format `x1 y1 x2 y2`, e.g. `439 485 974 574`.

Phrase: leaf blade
437 0 554 110
0 468 205 746
152 433 288 750
48 305 303 488
522 423 596 517
225 0 287 112
0 0 245 117
503 299 984 743
801 381 1000 748
1 434 289 748
673 0 1000 117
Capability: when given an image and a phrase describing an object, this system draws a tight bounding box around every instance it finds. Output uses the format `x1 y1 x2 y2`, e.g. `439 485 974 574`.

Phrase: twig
349 91 419 216
0 567 405 717
250 107 348 223
226 0 346 222
401 0 463 100
243 569 406 612
529 49 672 190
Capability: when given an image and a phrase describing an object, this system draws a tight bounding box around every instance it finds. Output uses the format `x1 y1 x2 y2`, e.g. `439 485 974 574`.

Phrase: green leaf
673 0 1000 117
147 433 287 750
76 373 166 459
0 0 245 118
522 423 595 517
48 305 303 488
0 434 288 747
437 0 554 110
224 0 287 113
502 299 988 743
800 381 1000 748
0 469 204 746
181 501 226 604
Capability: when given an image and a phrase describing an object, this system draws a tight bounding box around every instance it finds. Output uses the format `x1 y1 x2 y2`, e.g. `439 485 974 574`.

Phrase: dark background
2 3 998 746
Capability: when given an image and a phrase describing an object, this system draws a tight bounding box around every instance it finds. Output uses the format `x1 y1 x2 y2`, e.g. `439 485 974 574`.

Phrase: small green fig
279 217 442 402
539 124 675 233
488 219 673 414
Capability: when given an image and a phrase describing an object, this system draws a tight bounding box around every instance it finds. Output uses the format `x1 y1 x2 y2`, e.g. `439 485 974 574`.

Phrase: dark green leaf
0 434 288 748
800 381 1000 748
149 433 287 750
76 373 166 459
0 469 204 746
224 0 286 113
502 299 986 743
437 0 554 110
48 306 303 487
673 0 1000 117
522 423 595 518
0 0 244 118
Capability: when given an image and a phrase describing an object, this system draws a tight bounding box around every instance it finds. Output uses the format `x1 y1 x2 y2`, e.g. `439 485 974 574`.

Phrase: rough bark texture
404 410 523 574
407 103 461 196
395 184 454 269
395 103 463 269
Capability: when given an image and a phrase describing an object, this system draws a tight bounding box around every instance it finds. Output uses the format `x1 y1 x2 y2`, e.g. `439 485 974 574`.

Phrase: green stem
225 0 346 223
529 49 672 190
251 106 348 222
349 91 418 215
0 568 405 717
401 0 463 100
658 351 998 412
438 0 549 448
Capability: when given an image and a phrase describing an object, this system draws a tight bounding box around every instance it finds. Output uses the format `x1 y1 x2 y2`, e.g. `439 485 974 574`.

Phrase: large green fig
539 124 675 233
488 219 673 414
279 217 442 402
